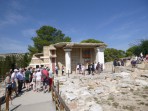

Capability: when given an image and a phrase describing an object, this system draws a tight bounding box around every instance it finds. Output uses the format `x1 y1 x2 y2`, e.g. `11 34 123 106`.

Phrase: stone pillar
95 47 105 69
64 48 72 73
80 48 83 63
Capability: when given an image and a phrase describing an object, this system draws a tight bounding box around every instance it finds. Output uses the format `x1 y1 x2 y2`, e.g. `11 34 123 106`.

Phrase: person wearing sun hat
16 68 24 94
11 69 18 89
36 68 42 92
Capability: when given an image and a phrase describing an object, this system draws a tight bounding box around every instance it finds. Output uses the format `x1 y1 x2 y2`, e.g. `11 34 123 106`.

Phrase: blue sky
0 0 148 53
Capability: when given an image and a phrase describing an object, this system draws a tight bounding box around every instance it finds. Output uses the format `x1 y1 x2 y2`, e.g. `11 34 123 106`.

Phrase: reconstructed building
29 42 107 73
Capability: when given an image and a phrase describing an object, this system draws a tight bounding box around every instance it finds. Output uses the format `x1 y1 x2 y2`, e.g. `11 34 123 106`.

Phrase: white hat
14 69 18 72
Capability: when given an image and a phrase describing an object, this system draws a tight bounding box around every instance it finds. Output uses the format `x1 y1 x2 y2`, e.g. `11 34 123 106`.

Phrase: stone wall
43 46 49 56
56 48 65 70
71 48 80 72
43 58 49 63
90 48 95 63
31 59 43 64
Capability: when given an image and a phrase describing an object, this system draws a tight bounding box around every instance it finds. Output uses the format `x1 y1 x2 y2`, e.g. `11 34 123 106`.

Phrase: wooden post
5 91 9 111
55 94 58 111
60 103 64 110
53 76 54 86
68 70 69 78
0 97 1 111
57 80 59 94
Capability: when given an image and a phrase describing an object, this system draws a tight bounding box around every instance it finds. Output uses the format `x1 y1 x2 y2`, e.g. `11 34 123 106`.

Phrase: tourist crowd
76 62 103 75
4 67 54 99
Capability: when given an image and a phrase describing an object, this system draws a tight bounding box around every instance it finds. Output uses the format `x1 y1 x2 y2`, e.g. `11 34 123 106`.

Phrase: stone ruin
54 61 148 111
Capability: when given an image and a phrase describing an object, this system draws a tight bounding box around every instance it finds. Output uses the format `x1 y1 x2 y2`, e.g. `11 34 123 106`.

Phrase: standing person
29 67 33 83
36 69 42 92
96 62 101 74
5 72 12 100
55 65 58 76
22 68 26 89
113 59 118 66
140 52 143 60
121 59 124 66
16 69 24 94
88 63 91 75
11 69 18 92
81 64 85 75
32 69 37 91
41 68 49 93
61 66 64 76
25 68 31 91
76 63 79 74
94 62 97 74
48 68 53 92
91 63 95 75
79 63 82 74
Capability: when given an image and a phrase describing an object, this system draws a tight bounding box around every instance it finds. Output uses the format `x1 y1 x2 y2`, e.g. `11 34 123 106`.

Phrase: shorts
43 80 49 86
11 82 16 89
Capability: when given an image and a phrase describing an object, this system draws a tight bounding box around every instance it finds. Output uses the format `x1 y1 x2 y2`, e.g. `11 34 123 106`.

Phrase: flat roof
53 42 107 48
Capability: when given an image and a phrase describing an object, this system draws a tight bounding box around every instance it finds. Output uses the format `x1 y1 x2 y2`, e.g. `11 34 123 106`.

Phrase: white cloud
0 37 28 53
22 29 36 38
0 12 25 27
0 0 27 28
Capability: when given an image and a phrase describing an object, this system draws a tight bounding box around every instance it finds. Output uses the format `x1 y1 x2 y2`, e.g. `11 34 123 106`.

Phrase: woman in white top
32 69 37 91
35 69 42 92
81 64 85 75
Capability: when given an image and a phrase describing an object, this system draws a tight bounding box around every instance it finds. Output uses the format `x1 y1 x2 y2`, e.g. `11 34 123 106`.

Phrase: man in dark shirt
25 68 31 91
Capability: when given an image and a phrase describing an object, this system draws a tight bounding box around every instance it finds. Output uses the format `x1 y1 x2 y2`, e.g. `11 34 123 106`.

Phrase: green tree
11 55 17 70
104 48 126 62
4 56 12 73
22 53 30 67
126 46 139 57
80 39 103 43
139 39 148 56
126 39 148 56
0 57 5 76
28 25 71 55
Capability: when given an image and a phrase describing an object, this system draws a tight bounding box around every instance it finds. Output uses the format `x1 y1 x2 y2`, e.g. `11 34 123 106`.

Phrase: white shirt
49 70 53 78
82 65 85 71
36 71 42 81
94 63 97 69
11 72 17 80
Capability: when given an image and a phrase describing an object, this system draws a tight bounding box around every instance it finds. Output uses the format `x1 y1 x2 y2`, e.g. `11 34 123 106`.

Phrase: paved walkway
2 90 56 111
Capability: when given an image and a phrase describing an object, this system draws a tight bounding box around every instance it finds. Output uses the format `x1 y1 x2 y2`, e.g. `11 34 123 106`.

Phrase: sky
0 0 148 53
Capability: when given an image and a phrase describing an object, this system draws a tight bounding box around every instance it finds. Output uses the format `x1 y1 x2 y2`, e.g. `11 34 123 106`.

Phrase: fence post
5 91 9 111
60 103 64 110
57 80 59 94
53 76 54 86
51 85 54 101
0 97 1 111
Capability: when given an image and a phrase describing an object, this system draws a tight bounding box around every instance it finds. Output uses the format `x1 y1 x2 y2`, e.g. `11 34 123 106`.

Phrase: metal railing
51 80 70 111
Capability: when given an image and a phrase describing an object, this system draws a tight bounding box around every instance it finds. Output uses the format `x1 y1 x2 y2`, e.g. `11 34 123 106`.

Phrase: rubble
55 62 148 111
